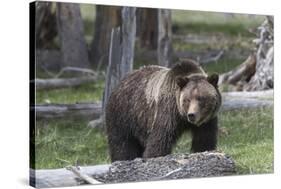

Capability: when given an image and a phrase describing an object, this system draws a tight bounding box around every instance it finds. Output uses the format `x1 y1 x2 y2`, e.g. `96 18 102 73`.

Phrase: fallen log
34 102 102 120
30 152 235 188
30 164 110 188
34 76 98 90
221 89 273 111
34 91 273 121
222 89 273 99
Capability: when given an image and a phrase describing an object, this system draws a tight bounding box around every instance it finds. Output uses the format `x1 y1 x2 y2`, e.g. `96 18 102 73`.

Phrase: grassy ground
36 80 104 104
35 107 273 175
174 107 273 174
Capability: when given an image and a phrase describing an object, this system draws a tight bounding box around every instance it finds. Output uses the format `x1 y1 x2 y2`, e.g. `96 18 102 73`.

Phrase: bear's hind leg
191 117 218 152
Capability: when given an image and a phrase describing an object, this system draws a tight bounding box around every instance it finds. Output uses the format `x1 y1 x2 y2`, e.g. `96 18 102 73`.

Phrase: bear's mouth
187 116 206 126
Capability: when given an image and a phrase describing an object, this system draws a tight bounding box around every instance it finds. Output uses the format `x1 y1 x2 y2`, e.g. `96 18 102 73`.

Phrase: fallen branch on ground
30 164 110 188
66 166 102 185
34 102 102 120
34 76 98 90
53 67 98 78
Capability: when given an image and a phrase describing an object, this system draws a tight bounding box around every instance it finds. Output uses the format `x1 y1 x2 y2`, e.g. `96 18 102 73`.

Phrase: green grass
35 119 109 169
36 80 104 104
202 58 243 75
174 107 273 174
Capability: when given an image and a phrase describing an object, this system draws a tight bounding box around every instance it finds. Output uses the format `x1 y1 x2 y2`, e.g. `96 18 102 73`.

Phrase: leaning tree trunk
89 5 121 67
157 9 174 67
56 3 90 68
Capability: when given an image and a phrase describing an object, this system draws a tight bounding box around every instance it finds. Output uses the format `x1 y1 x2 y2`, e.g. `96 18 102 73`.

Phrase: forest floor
34 8 273 176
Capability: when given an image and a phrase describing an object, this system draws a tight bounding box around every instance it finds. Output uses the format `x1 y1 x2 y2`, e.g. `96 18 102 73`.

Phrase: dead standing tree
219 16 274 91
56 3 90 68
88 7 136 128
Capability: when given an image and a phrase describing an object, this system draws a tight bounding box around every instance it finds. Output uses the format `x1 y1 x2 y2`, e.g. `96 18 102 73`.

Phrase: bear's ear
207 73 219 87
176 77 189 89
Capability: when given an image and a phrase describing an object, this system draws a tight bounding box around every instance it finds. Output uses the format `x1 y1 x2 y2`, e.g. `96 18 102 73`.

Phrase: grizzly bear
105 59 221 162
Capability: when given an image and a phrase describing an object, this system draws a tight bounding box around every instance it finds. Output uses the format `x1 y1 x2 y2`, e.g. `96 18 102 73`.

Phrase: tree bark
103 7 136 111
56 3 90 68
157 9 174 67
136 8 158 49
35 2 57 49
89 5 121 67
245 16 274 91
88 7 136 129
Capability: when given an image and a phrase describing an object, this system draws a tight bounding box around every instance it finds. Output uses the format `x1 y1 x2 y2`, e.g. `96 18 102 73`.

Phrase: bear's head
175 74 221 126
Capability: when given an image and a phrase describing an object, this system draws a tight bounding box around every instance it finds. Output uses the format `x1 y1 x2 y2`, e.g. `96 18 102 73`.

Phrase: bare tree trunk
56 3 90 68
88 7 136 128
89 5 121 67
136 8 158 49
157 9 173 67
35 2 57 49
103 7 136 110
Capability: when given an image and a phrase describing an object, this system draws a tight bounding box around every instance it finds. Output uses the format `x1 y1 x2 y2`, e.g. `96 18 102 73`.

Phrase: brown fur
105 59 221 162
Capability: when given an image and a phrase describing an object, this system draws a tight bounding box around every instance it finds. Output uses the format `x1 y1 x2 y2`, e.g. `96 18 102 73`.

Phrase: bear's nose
187 113 196 122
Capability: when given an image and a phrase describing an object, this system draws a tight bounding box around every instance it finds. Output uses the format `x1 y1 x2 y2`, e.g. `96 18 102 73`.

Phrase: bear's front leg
191 117 218 152
142 127 176 158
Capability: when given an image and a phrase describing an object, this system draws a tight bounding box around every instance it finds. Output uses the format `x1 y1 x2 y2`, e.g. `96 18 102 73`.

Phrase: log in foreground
31 152 235 188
